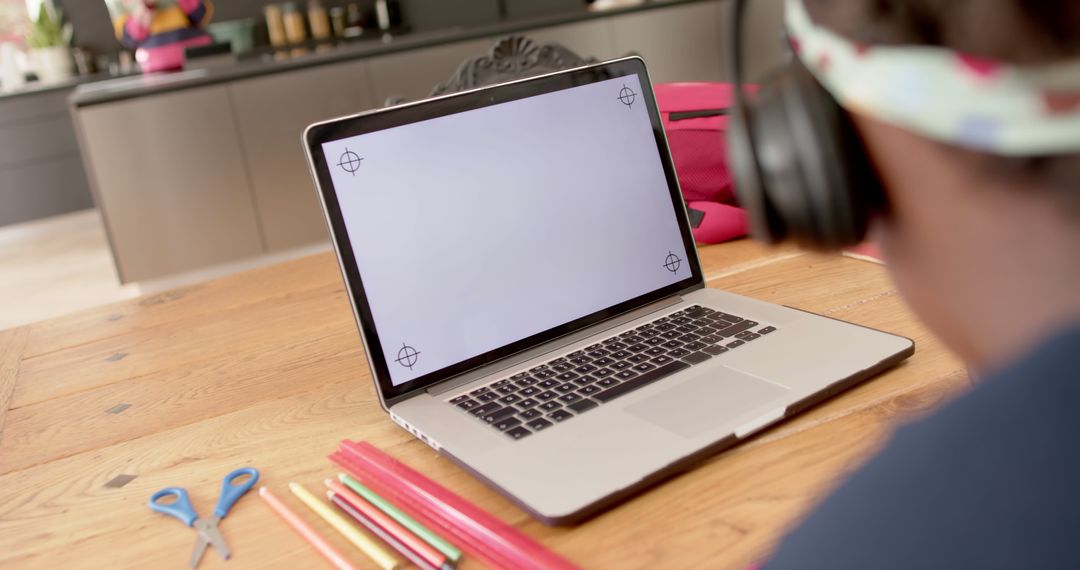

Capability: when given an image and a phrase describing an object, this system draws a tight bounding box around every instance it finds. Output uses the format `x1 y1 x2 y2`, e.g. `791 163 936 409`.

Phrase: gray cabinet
0 114 81 166
76 85 264 282
743 0 787 81
610 1 727 83
0 88 71 122
0 155 91 226
229 60 375 250
527 18 618 61
606 0 786 83
366 38 496 104
0 88 93 226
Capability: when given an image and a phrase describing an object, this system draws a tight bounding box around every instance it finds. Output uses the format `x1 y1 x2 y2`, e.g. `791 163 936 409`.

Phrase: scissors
149 467 260 569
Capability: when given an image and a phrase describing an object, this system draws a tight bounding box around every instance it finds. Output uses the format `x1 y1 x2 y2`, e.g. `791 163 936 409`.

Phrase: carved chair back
383 35 597 106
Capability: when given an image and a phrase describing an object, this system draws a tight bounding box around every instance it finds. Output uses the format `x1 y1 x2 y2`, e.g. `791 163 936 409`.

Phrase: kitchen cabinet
0 88 93 226
610 1 727 83
527 18 618 62
72 0 785 283
744 0 788 80
366 38 496 104
75 85 264 282
0 155 91 226
229 60 375 250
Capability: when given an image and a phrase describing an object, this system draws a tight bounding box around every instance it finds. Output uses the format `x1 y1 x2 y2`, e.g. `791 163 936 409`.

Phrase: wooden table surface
0 240 967 569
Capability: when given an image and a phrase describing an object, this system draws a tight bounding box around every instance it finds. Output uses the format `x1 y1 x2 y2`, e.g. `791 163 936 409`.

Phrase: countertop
0 72 118 102
71 0 710 108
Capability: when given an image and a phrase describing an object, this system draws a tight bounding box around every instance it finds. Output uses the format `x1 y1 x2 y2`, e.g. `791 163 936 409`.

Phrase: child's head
799 0 1080 369
803 0 1080 215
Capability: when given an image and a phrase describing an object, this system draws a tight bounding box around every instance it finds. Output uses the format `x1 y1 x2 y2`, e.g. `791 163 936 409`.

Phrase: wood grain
20 251 342 360
0 239 965 569
0 326 28 448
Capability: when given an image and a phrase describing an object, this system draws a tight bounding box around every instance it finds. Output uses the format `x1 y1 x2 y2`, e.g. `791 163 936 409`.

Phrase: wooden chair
384 35 598 106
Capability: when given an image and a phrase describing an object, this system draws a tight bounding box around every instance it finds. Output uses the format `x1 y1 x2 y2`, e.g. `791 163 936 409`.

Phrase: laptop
303 57 913 525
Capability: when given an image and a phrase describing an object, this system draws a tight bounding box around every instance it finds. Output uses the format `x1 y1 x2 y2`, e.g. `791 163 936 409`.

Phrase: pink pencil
258 486 359 570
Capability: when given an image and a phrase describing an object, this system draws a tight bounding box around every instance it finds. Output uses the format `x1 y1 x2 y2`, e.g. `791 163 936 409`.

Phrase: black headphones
727 0 886 250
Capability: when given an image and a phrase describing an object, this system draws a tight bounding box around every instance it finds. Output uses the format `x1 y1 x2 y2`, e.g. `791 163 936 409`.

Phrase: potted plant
26 2 73 84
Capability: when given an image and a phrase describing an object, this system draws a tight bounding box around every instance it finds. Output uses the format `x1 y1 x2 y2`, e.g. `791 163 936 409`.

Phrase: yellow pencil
289 482 403 570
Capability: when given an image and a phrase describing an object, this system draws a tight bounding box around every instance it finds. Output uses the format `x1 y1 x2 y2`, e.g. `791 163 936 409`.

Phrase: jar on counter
308 0 332 41
282 2 308 45
329 6 347 38
345 3 364 28
374 0 402 32
375 0 391 31
264 4 288 48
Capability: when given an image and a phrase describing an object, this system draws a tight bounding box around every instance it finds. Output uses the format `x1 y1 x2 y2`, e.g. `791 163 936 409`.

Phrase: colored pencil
329 440 579 570
258 486 358 570
326 478 453 570
338 473 463 563
288 482 403 570
328 492 443 570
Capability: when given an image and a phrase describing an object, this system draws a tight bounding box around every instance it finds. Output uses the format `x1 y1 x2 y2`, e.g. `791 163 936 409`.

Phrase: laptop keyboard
446 305 779 441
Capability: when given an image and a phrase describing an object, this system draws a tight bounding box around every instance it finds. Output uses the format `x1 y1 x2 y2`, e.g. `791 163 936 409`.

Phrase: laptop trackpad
625 368 789 438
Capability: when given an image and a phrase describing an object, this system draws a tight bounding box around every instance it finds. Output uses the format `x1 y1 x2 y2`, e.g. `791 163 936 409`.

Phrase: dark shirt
765 325 1080 570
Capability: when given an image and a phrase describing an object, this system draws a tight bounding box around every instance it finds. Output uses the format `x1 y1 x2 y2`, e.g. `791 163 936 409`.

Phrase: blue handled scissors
149 467 260 569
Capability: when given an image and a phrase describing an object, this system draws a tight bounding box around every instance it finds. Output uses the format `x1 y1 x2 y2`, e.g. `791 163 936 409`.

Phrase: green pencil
338 473 463 563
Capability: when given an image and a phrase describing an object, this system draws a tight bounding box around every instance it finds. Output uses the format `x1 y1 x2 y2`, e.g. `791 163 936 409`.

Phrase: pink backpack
654 82 750 244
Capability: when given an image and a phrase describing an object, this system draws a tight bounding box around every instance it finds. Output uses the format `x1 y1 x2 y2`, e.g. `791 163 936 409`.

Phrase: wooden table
0 240 967 569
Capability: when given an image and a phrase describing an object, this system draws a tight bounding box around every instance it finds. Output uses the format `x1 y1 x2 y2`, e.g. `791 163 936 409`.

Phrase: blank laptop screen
321 74 692 387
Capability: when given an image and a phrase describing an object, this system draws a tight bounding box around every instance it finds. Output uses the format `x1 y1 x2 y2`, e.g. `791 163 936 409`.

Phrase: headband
785 0 1080 155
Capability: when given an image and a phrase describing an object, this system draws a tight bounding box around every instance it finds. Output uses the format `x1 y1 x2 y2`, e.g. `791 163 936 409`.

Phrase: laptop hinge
424 294 686 397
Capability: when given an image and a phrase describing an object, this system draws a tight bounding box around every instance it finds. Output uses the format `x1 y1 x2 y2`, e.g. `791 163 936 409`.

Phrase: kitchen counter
0 72 114 101
0 74 106 226
72 0 713 107
69 0 785 283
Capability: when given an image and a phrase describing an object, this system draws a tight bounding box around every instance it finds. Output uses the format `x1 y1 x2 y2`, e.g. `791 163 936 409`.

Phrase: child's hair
804 0 1080 62
804 0 1080 215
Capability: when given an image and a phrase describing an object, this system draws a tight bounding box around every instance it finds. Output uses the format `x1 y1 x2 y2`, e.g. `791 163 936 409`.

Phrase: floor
0 209 329 330
0 210 140 330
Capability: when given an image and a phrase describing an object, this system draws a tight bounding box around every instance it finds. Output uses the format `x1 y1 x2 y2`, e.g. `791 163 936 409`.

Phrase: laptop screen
313 62 700 394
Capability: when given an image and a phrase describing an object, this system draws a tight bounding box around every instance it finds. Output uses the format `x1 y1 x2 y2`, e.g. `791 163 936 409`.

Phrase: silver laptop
303 57 913 525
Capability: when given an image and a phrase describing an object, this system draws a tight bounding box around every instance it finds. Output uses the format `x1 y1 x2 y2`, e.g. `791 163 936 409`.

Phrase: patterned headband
785 0 1080 155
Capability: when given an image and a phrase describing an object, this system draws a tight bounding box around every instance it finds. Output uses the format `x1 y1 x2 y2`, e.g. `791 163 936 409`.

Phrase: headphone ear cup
738 64 883 250
728 85 788 244
749 71 820 245
784 64 877 248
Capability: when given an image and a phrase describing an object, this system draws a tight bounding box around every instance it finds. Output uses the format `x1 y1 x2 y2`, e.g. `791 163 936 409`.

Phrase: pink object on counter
123 15 151 43
135 34 212 73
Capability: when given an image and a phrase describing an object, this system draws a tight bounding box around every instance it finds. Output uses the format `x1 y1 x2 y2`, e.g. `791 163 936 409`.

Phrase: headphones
727 0 886 251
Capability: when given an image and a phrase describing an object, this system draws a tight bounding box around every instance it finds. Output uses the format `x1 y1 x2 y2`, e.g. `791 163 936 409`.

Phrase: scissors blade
189 533 210 570
194 518 231 560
